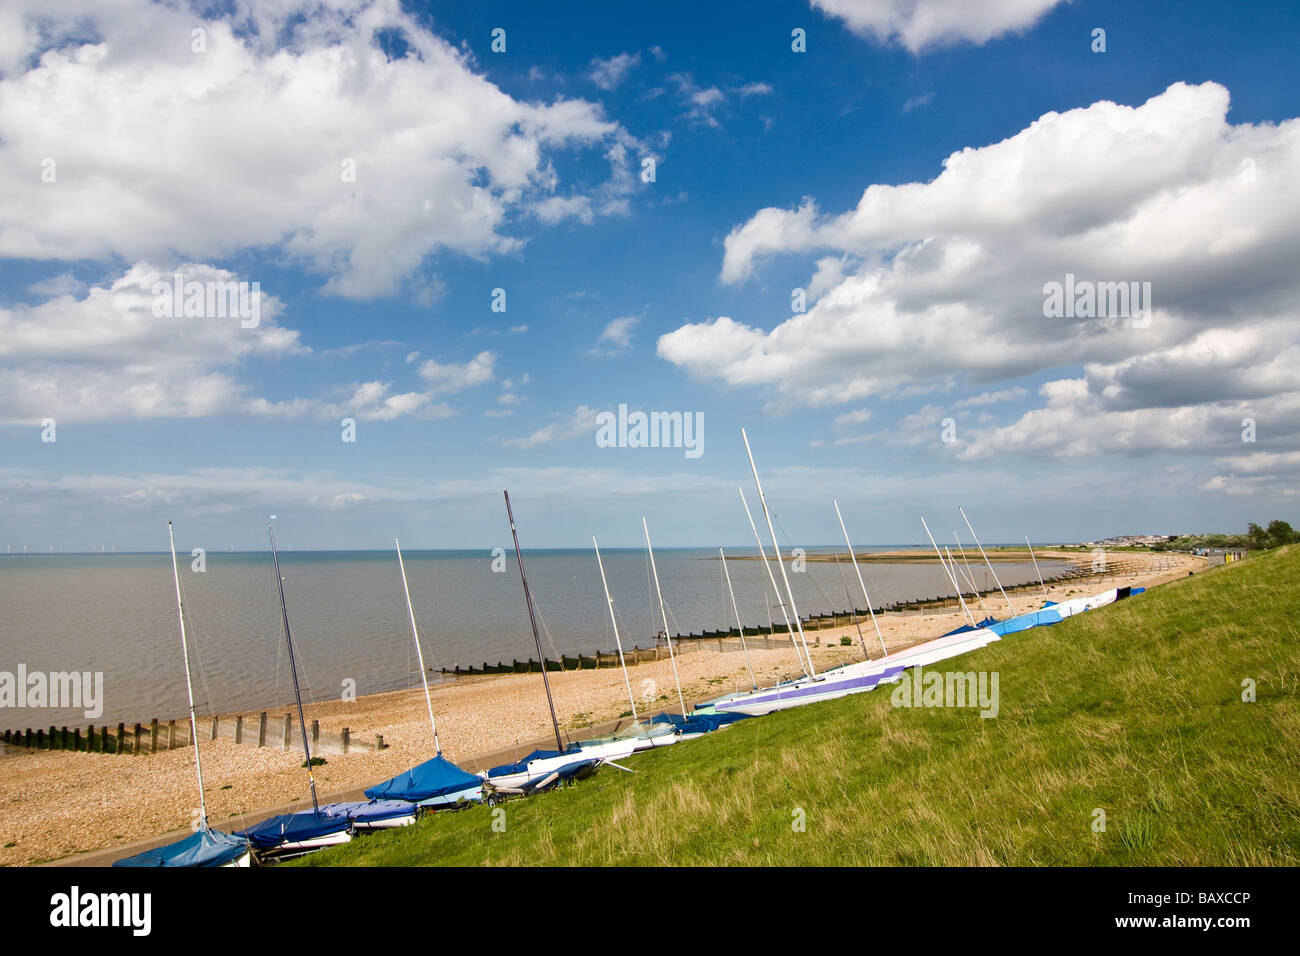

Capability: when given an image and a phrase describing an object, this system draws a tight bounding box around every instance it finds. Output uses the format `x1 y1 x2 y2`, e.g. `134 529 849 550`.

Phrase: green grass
293 547 1300 866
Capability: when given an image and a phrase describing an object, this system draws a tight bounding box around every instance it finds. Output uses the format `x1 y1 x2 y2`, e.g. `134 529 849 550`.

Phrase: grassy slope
296 548 1300 866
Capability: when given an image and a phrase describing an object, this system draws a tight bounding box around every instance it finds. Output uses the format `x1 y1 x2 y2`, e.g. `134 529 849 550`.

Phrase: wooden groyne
434 553 1149 677
2 712 385 756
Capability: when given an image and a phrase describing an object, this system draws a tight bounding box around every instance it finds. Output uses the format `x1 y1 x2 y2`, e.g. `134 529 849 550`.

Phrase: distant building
1083 534 1175 547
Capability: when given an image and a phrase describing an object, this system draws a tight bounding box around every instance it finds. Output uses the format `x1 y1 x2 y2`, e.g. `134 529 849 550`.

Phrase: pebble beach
0 550 1200 866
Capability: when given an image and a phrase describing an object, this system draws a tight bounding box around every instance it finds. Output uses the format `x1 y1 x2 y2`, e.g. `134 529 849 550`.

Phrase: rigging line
773 511 853 631
742 429 816 679
267 546 283 701
952 531 995 619
920 516 978 629
832 498 888 656
645 547 656 642
832 550 870 659
773 510 841 620
172 565 253 829
175 570 215 720
958 506 1017 616
719 549 728 630
719 546 756 689
738 486 808 677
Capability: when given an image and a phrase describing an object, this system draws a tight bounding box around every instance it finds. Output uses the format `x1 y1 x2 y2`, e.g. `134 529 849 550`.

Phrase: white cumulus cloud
0 0 640 299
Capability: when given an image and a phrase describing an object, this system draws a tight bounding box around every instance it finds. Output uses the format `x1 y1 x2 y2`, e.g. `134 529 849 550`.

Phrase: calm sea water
0 548 1062 727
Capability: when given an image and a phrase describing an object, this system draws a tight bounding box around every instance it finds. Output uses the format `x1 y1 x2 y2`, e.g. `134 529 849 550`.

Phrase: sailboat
983 584 1143 636
235 520 354 858
479 493 617 796
712 434 1002 717
114 522 252 868
361 539 483 809
585 536 680 751
632 523 752 738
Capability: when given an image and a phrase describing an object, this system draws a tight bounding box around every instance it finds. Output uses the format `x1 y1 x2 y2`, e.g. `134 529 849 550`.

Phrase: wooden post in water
282 714 292 751
234 715 243 745
150 719 159 753
115 723 125 754
341 727 351 755
74 727 82 751
167 720 177 750
257 712 267 748
311 719 320 746
210 716 218 741
131 723 141 755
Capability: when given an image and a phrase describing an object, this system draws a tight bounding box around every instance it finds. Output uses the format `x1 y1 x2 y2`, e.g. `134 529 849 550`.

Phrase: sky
1 0 1299 551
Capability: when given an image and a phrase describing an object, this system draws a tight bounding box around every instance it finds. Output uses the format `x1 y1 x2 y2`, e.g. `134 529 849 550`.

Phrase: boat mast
719 547 757 689
741 428 816 679
167 521 209 830
267 520 320 815
739 487 809 677
952 531 995 619
920 516 978 628
945 546 986 619
503 491 565 753
1025 535 1049 598
958 507 1017 616
593 536 639 722
833 499 888 657
395 538 440 754
643 517 688 717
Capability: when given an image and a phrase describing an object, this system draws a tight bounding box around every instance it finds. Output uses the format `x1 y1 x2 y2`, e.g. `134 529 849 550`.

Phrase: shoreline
1 550 1201 866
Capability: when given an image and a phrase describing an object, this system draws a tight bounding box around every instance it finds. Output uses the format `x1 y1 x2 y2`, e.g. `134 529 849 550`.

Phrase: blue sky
2 0 1299 551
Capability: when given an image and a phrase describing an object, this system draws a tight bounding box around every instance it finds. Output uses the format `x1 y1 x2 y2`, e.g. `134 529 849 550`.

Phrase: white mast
396 538 440 754
739 487 809 677
719 547 757 689
953 531 995 619
833 499 887 657
594 536 640 721
643 517 687 717
921 516 978 628
168 521 209 829
741 428 816 679
959 506 1017 616
1025 535 1049 598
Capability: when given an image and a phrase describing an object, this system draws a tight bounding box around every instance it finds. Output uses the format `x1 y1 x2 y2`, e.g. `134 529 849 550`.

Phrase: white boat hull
716 628 1000 717
351 814 417 831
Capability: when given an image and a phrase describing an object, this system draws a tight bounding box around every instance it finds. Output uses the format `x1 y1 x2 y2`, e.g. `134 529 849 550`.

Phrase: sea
0 547 1064 729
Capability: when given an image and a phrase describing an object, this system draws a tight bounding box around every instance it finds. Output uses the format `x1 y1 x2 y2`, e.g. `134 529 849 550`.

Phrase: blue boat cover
647 710 748 733
235 810 352 849
942 616 999 636
987 607 1065 636
320 800 416 824
364 754 482 802
113 827 249 867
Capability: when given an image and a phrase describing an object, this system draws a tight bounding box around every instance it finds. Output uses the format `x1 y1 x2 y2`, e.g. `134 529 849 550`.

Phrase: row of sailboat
115 428 1137 866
